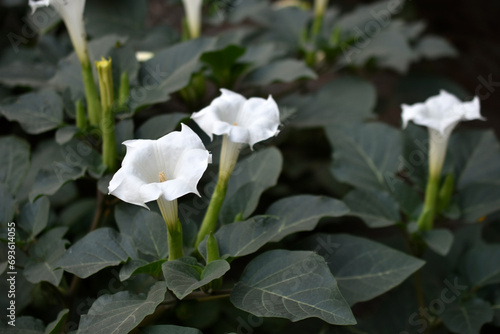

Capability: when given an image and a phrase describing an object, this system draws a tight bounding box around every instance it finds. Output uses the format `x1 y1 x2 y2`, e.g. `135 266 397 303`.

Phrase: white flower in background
191 89 280 177
108 124 211 227
135 51 155 62
29 0 89 65
402 90 484 176
182 0 203 39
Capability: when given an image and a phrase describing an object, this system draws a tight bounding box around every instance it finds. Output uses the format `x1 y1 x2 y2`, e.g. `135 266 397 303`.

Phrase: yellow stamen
159 171 167 183
233 122 238 126
477 216 486 223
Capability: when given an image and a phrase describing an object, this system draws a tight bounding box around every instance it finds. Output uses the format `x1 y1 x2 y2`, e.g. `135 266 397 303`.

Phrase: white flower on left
108 124 211 226
29 0 89 65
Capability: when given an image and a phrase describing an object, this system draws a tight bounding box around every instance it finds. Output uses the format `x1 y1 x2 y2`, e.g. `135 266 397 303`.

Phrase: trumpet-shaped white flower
30 0 89 65
402 90 484 176
182 0 203 39
108 124 211 227
191 89 280 177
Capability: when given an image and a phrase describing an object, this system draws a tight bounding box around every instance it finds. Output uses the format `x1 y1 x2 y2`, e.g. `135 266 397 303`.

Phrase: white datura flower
108 124 211 227
402 90 484 177
29 0 89 65
191 89 280 178
182 0 203 39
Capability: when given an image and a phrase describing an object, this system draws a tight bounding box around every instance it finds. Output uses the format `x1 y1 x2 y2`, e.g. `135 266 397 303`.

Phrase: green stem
101 113 117 172
167 220 184 261
194 176 228 248
81 62 101 126
417 174 440 231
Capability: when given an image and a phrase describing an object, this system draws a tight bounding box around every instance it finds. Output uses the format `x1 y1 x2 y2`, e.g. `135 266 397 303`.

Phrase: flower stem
194 175 228 248
167 219 184 261
417 174 440 231
81 62 101 126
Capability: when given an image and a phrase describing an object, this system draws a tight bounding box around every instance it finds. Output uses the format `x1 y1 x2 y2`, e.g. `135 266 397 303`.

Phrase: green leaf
130 37 216 111
18 196 50 237
230 249 356 325
283 77 376 128
199 195 348 259
135 113 187 140
119 259 166 281
0 61 54 88
55 126 79 145
462 244 500 288
421 229 454 256
458 183 500 222
303 234 425 305
115 204 169 260
56 228 136 278
220 147 283 224
29 139 105 201
326 122 402 191
266 195 349 242
0 90 63 134
0 136 30 195
198 216 281 259
415 35 458 60
450 130 500 189
140 325 202 334
244 59 316 86
78 281 167 334
44 309 69 334
343 189 400 227
24 227 68 286
441 298 493 334
162 257 230 299
201 44 246 77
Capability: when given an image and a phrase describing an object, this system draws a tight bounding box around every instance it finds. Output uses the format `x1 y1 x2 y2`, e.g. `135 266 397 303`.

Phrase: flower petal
239 96 280 148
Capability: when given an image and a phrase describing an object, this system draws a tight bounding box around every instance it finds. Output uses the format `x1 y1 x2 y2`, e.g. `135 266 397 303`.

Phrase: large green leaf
162 257 230 299
56 228 136 278
462 244 500 288
18 196 50 237
230 249 356 325
1 90 63 134
24 227 68 286
303 234 425 305
441 298 493 334
198 216 281 259
130 37 216 111
78 281 167 334
415 35 458 60
244 59 316 86
199 196 348 259
450 130 500 189
458 183 500 222
343 189 400 227
29 139 105 201
266 195 349 242
0 136 30 195
220 147 283 224
282 77 376 128
326 122 402 191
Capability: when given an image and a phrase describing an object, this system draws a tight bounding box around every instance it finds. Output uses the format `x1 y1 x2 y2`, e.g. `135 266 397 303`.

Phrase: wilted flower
191 89 280 178
402 90 483 177
108 124 211 228
29 0 89 65
182 0 203 39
